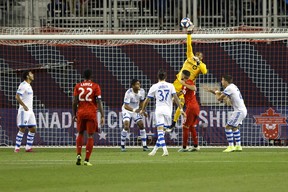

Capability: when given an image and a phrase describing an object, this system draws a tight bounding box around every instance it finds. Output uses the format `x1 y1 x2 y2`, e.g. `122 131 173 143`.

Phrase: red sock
85 138 94 161
76 134 83 155
190 126 198 145
183 128 189 148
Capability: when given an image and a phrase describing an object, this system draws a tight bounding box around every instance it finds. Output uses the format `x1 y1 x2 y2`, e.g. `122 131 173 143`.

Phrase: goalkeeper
169 22 208 130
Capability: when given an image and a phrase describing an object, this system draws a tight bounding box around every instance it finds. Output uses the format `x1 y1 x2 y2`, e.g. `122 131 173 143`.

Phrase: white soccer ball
180 17 192 28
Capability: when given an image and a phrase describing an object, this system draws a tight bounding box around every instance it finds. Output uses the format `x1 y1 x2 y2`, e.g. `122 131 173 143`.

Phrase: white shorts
155 112 171 129
17 110 37 128
226 110 247 128
122 109 143 123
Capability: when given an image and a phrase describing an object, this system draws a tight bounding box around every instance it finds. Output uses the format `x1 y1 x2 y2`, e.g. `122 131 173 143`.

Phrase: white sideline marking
0 160 287 165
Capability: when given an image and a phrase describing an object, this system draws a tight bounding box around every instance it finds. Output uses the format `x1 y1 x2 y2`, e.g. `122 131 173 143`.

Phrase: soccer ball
180 17 192 28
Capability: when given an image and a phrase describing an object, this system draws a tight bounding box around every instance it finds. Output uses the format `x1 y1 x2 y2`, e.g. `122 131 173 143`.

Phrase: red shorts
183 104 200 128
77 117 98 134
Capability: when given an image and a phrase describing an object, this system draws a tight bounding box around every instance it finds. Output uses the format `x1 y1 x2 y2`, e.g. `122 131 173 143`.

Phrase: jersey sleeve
140 88 145 101
198 61 208 74
223 86 232 96
186 34 194 60
95 84 102 99
123 90 130 104
171 84 176 95
147 85 156 99
186 79 195 86
16 83 25 95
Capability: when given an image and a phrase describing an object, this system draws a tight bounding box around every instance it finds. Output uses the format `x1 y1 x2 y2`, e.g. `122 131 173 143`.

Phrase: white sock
163 146 168 154
225 129 234 146
121 129 128 146
157 130 166 148
26 131 35 150
140 129 147 146
15 131 24 149
233 129 241 146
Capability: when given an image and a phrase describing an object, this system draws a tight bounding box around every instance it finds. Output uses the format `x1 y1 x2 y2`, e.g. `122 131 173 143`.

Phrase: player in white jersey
120 79 150 152
14 70 36 153
140 69 186 156
204 75 247 152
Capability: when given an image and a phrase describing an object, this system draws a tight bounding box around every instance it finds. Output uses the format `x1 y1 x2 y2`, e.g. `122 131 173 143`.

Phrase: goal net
0 27 287 147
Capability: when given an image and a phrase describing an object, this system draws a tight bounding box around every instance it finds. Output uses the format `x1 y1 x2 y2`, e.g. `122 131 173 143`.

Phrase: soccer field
0 148 287 192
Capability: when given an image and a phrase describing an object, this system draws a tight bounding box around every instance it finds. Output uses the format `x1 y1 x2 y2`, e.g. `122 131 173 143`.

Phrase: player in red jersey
178 70 200 152
72 69 105 166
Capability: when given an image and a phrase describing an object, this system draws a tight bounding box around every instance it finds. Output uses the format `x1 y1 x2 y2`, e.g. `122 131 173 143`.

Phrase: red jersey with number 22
73 80 101 119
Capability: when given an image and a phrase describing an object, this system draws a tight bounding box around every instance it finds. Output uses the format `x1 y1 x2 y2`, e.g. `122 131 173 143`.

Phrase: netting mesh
0 28 287 147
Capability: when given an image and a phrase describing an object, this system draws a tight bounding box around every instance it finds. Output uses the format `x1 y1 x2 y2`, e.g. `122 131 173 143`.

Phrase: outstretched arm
203 86 217 95
186 30 194 60
203 86 226 101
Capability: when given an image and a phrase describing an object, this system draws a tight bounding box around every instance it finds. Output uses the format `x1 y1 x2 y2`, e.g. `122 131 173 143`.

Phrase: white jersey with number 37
147 81 176 115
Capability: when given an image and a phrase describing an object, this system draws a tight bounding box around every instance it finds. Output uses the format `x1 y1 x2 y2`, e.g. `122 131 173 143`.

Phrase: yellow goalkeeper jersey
176 34 208 82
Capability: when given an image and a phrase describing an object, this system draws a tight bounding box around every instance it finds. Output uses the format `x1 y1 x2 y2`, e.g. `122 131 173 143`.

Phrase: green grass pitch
0 147 287 192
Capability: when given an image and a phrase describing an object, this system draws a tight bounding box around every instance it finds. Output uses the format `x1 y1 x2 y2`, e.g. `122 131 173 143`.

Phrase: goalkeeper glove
187 22 194 34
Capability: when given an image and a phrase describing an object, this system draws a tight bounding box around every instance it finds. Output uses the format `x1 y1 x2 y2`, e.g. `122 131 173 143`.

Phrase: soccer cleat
223 146 235 153
14 149 20 153
188 146 200 152
120 145 126 152
165 128 172 133
76 155 81 165
143 146 150 151
162 151 169 156
234 145 242 152
148 150 157 156
178 148 189 152
166 121 176 133
83 161 93 166
25 148 33 152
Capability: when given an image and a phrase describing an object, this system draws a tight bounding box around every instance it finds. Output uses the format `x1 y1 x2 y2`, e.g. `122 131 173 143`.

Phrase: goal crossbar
1 33 288 40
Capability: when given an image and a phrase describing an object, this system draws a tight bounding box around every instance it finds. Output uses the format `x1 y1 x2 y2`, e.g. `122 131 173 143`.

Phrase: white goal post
1 33 288 40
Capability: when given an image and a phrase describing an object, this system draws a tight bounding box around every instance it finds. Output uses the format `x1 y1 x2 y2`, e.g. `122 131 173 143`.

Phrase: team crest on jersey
253 108 287 140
